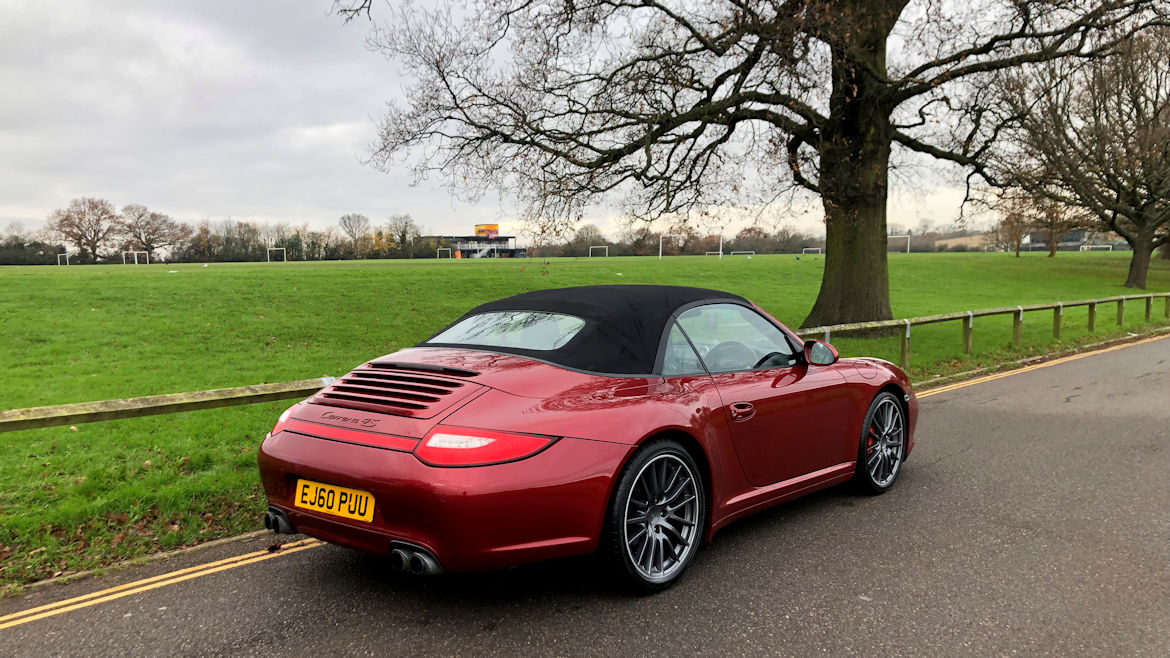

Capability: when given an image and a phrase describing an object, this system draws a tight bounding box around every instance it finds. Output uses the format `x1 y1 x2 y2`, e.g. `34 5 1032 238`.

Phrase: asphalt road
2 337 1168 657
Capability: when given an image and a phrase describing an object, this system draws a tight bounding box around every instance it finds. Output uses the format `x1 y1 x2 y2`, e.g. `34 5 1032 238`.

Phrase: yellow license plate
293 479 375 522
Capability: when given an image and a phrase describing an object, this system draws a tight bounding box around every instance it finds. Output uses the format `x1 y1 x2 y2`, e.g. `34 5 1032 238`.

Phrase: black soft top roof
420 285 750 375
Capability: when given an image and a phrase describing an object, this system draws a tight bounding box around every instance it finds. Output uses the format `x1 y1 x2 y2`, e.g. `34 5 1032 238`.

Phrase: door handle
730 402 756 422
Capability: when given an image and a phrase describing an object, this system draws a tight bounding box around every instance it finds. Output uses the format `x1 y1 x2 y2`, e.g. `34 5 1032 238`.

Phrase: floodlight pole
659 234 677 260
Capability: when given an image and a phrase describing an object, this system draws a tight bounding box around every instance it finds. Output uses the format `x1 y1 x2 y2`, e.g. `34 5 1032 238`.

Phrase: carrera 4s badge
321 411 380 428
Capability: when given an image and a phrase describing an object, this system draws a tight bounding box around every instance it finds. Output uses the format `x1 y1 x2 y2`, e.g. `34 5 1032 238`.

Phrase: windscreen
429 311 586 351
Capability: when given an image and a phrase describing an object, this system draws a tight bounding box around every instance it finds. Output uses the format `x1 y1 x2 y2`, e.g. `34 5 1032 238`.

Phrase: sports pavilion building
427 224 527 259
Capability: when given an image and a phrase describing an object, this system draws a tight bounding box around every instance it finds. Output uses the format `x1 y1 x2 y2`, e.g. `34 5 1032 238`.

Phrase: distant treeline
13 196 1146 266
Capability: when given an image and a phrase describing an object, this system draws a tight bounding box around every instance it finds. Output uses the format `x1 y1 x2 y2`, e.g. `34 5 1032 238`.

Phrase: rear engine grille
309 366 481 418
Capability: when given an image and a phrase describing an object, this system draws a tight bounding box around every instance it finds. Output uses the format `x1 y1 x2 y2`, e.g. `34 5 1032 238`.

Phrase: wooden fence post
1088 301 1097 332
1165 296 1170 320
1053 303 1062 340
1117 299 1125 326
1145 295 1153 322
962 312 973 354
1012 306 1023 348
899 320 911 370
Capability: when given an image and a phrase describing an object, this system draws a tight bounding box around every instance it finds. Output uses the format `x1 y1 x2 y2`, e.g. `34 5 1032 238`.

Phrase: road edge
911 325 1170 391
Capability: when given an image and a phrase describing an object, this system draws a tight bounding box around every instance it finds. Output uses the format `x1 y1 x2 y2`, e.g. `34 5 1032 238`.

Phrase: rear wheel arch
604 429 714 539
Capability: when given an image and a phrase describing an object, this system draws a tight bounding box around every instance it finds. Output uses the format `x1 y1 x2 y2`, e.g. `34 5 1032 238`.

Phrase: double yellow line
0 538 322 631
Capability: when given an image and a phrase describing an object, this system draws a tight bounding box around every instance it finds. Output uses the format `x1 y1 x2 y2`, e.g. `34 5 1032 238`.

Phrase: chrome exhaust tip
389 541 444 575
264 507 296 534
389 548 410 571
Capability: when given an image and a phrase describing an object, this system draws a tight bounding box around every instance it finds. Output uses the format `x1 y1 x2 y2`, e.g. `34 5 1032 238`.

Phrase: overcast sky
0 1 973 242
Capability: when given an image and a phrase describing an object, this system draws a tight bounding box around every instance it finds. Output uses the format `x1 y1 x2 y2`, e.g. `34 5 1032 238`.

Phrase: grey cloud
0 0 503 235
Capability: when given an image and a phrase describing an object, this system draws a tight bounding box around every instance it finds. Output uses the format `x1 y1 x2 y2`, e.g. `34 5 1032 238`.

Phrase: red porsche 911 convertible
258 285 917 590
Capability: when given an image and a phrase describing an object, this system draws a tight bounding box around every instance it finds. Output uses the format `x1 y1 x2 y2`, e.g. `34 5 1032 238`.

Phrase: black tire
853 391 907 495
604 439 706 593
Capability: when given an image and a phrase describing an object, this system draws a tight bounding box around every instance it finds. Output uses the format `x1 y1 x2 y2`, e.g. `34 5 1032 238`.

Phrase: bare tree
46 197 122 263
1031 198 1089 258
563 223 608 256
993 27 1170 287
731 226 771 254
336 0 1167 325
998 197 1031 257
386 213 421 258
338 213 371 257
119 204 192 260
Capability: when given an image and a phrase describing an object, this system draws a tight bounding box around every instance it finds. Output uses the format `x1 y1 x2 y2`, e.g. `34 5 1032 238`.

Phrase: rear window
429 311 586 351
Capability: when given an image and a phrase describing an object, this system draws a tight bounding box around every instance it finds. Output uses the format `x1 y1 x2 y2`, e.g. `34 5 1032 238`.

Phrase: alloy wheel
865 397 905 488
622 453 700 583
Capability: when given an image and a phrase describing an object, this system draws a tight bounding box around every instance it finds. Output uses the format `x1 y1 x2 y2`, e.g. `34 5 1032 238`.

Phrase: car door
675 303 854 487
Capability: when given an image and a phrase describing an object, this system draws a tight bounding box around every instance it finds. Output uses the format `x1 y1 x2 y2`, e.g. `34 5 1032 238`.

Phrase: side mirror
803 339 839 366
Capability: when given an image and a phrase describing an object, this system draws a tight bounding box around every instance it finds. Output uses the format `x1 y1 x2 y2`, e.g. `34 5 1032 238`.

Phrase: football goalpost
56 253 70 265
588 245 609 257
436 248 452 258
887 234 910 253
1079 244 1113 252
730 251 755 256
122 251 149 264
801 247 821 255
266 247 287 262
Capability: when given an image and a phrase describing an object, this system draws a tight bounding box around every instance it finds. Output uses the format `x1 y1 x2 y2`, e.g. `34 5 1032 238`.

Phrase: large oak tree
338 0 1167 325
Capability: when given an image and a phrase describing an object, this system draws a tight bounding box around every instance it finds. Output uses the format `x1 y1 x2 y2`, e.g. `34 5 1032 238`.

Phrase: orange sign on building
475 224 499 238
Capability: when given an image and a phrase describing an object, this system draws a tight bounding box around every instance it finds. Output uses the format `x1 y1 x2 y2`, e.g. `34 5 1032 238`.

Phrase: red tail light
414 426 556 467
269 405 296 436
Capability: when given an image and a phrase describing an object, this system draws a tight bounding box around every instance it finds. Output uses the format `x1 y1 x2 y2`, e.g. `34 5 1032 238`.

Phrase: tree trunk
801 27 895 328
1048 228 1058 257
1124 232 1154 289
803 184 892 327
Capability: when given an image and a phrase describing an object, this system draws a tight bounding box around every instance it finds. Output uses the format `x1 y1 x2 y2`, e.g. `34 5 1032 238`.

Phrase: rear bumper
257 430 630 572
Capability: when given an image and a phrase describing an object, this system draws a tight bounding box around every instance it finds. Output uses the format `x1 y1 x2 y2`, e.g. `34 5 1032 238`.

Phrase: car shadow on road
297 475 908 608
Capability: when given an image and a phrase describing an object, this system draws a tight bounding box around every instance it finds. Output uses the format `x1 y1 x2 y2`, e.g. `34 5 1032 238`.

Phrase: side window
676 304 797 373
661 323 706 376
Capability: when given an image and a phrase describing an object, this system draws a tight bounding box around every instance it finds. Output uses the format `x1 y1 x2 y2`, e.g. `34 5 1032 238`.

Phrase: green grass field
1 252 1168 588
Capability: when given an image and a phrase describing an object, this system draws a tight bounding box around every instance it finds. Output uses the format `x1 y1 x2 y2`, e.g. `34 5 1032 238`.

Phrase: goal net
1079 244 1113 251
801 247 821 254
122 251 149 264
588 245 609 257
436 247 452 258
267 247 287 262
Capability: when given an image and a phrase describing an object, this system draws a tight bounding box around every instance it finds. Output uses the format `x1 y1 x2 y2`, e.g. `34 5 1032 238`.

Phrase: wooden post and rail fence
793 292 1170 374
1 293 1168 435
